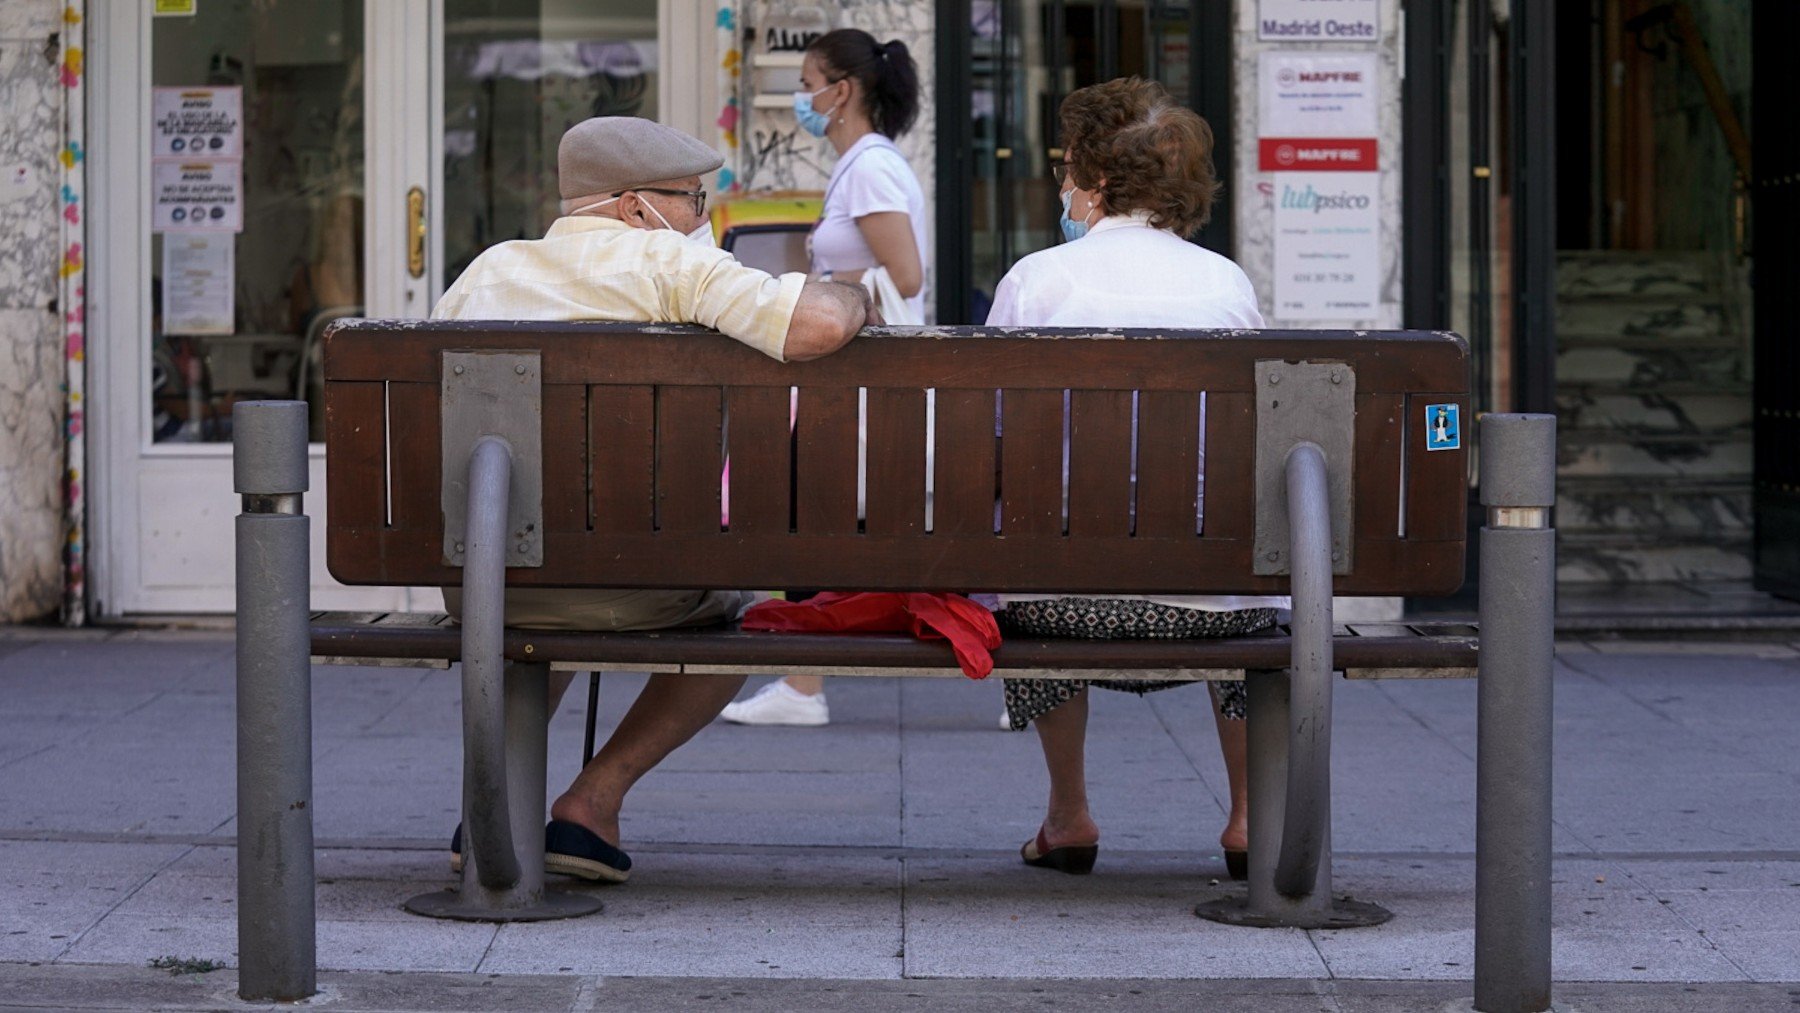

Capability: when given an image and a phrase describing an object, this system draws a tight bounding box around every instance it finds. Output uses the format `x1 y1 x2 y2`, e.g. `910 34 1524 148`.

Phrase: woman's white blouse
985 213 1290 613
809 133 929 321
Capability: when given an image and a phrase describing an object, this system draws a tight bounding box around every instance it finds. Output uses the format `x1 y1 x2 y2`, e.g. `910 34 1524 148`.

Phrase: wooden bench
313 320 1477 928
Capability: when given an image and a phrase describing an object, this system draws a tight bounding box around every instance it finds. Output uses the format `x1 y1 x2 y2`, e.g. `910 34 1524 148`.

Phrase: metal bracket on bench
441 350 544 569
1253 361 1354 576
406 353 598 923
1197 439 1391 931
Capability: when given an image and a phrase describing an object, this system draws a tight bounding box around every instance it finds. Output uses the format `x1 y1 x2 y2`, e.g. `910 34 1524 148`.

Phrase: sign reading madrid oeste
1258 0 1379 42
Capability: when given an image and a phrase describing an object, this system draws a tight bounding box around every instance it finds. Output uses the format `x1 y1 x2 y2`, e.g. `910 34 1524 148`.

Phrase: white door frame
86 2 438 618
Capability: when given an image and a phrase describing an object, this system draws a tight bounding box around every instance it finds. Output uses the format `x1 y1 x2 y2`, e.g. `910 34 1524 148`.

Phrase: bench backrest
322 322 1468 596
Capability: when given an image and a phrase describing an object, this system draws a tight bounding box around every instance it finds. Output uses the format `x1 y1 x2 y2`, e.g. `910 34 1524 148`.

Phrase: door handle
407 186 426 279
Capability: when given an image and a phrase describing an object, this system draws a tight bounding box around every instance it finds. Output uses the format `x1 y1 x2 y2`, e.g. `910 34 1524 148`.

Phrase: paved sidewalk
0 627 1797 1009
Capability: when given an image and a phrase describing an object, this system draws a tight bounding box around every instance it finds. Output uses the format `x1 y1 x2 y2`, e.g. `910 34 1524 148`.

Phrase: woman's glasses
1051 162 1074 186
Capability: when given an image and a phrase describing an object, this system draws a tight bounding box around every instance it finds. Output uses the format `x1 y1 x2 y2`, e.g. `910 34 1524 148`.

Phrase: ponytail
808 29 919 139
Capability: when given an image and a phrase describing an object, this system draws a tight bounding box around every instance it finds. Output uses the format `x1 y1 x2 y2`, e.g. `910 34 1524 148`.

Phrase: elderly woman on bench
987 77 1288 878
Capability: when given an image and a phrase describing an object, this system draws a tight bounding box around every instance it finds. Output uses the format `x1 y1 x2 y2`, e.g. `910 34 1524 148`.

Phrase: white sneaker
719 680 830 727
999 709 1015 730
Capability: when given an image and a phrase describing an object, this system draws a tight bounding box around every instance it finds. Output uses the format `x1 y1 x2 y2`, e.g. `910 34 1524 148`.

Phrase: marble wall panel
0 6 67 623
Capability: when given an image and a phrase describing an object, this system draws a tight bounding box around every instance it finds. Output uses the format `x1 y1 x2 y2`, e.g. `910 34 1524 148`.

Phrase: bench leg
407 661 603 922
405 434 599 922
1195 670 1390 929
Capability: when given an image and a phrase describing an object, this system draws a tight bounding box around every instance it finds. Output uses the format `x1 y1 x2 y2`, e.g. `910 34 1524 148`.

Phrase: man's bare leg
549 672 747 845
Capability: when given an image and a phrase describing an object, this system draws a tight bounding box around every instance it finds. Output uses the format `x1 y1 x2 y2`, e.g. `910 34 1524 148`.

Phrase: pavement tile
1703 930 1800 983
1654 888 1800 933
479 853 902 978
60 912 499 973
1617 860 1800 894
902 856 1328 979
621 770 901 848
1549 928 1750 982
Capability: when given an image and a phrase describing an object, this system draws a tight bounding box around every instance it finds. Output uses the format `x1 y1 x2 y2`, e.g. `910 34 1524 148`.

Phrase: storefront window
149 0 365 444
968 0 1202 320
442 0 660 287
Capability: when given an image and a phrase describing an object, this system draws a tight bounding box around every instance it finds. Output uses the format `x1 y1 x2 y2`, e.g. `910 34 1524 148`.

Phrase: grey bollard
1474 413 1557 1013
232 400 316 1001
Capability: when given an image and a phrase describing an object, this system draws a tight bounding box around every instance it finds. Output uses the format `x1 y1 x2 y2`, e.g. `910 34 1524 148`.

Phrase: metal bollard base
404 888 603 923
1194 894 1392 929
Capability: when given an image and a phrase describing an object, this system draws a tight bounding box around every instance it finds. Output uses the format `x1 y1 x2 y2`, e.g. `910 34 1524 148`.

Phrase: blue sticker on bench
1425 403 1460 451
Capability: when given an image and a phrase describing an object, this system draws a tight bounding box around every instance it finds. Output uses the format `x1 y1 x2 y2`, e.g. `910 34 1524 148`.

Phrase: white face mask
570 193 711 246
622 194 715 247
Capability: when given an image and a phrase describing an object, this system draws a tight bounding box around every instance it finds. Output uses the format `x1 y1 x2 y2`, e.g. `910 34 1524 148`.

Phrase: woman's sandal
1225 849 1248 881
1021 827 1099 875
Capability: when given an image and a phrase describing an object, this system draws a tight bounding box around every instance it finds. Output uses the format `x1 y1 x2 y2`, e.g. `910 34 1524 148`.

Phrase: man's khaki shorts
441 588 763 632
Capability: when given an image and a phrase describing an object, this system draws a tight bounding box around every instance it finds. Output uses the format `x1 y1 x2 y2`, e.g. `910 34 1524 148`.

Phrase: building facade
0 0 1786 622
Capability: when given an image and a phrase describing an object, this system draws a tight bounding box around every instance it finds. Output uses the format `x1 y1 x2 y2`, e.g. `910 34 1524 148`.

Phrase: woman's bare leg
1032 688 1099 848
1212 691 1249 853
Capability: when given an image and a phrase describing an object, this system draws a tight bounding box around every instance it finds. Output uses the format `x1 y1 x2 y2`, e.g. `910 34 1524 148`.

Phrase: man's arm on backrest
783 280 879 362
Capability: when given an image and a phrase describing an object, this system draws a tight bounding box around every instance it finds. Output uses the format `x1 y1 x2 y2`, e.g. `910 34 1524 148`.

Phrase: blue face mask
1060 188 1096 242
793 85 840 138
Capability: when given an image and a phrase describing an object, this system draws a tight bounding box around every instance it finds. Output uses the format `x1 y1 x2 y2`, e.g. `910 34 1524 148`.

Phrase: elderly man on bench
432 116 878 882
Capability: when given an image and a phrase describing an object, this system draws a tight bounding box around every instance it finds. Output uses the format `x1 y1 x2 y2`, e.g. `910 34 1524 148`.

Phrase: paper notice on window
1272 172 1380 322
153 87 242 159
153 160 242 232
163 233 235 335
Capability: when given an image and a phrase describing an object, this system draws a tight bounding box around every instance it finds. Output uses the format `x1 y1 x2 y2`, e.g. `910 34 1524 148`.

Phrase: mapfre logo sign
1259 138 1378 172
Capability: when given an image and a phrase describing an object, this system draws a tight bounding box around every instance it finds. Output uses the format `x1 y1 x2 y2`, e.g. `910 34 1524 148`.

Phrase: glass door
91 0 430 615
959 0 1219 322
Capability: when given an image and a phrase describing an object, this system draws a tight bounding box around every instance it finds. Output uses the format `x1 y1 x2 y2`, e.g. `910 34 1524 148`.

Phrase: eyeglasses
618 187 708 217
1051 162 1074 186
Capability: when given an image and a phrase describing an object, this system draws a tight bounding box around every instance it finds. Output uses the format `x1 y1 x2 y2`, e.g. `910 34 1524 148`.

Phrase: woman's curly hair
1060 77 1222 237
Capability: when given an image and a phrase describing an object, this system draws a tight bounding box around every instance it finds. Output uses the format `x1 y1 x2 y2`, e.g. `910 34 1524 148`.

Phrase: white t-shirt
809 133 928 321
985 212 1289 613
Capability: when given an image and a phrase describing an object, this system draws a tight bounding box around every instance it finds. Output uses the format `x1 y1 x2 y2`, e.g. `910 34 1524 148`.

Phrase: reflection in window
443 0 660 287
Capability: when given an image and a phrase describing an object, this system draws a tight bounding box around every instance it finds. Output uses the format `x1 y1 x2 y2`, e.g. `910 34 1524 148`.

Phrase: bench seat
309 611 1478 680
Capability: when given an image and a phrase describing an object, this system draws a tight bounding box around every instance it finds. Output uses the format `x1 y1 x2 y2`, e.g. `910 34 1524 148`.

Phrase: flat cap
557 117 724 203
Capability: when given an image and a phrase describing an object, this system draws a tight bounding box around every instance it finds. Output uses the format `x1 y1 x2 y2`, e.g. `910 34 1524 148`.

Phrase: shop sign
1259 52 1378 138
153 160 242 232
162 233 235 335
1271 172 1380 321
1259 137 1377 172
1258 0 1379 41
152 87 242 160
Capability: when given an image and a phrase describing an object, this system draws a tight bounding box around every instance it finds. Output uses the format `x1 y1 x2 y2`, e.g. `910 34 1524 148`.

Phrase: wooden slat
1136 391 1201 538
542 384 587 533
866 387 928 537
1069 390 1133 537
325 324 1472 393
323 381 386 532
655 386 724 533
794 386 860 535
328 527 1470 597
1200 391 1254 540
1355 392 1406 541
723 386 791 534
589 385 655 533
933 388 998 535
1404 393 1471 542
1000 389 1064 536
386 382 441 532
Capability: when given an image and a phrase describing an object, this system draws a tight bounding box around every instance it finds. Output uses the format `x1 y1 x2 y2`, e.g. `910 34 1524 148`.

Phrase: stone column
0 0 69 623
